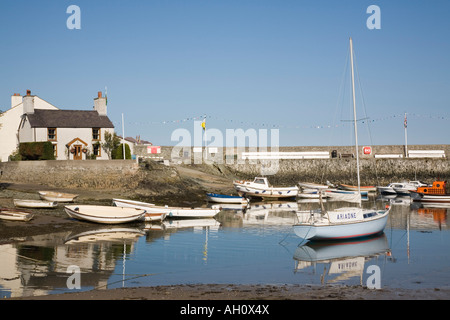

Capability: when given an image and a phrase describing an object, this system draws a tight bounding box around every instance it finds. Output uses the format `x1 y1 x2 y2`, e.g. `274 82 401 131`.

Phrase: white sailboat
293 38 390 241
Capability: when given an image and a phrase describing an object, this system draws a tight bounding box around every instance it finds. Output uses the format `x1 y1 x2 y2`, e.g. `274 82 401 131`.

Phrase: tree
102 131 120 159
112 143 131 160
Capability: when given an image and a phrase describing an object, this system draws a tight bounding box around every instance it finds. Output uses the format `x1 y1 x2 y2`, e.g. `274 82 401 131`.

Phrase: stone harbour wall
226 158 450 187
0 160 141 190
0 146 449 192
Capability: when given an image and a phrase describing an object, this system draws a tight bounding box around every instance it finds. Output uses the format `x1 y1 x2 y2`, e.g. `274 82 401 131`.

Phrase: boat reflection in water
0 226 146 298
293 234 392 285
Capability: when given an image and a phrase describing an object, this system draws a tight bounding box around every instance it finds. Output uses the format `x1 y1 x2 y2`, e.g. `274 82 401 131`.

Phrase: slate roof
26 109 114 128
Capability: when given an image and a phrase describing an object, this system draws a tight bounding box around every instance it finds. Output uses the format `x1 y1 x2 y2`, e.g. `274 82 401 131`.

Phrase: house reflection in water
0 228 144 298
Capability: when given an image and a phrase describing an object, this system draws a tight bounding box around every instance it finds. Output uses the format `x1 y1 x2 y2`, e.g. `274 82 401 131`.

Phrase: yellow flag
201 119 206 130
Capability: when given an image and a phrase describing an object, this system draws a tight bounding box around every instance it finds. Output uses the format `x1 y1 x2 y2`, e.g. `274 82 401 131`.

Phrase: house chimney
11 93 23 108
23 89 34 114
94 91 107 116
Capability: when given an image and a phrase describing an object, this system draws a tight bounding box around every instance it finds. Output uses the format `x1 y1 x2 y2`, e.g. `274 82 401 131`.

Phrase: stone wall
1 148 449 192
225 158 450 187
136 144 450 161
0 160 141 190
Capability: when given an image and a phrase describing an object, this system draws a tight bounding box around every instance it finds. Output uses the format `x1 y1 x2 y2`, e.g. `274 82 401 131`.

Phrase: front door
74 145 82 160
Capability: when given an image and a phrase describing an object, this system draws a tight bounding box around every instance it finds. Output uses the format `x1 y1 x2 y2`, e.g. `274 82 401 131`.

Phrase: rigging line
330 44 350 144
352 44 380 188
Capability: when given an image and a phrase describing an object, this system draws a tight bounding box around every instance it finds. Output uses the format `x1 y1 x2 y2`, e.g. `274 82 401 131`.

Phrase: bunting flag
114 112 449 130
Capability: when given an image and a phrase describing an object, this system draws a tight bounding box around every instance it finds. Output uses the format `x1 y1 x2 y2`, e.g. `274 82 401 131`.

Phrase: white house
0 90 115 161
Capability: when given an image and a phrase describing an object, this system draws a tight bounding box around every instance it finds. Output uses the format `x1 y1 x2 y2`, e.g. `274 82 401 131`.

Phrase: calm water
1 197 450 298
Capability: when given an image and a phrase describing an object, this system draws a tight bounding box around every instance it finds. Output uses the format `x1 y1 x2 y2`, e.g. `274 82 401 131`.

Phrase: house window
48 128 57 141
92 128 101 141
93 143 101 157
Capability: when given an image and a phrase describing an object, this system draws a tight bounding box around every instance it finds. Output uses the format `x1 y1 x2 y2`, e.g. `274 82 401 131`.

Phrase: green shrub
19 142 56 160
112 143 131 159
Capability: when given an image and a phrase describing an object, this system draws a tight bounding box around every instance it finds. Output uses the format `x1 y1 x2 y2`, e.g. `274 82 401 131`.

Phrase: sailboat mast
349 37 361 195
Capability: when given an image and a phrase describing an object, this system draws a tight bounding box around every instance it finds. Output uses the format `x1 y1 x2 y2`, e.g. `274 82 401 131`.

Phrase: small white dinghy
64 205 145 224
112 199 166 221
113 198 219 219
14 199 58 209
39 191 78 202
0 208 34 222
206 193 248 204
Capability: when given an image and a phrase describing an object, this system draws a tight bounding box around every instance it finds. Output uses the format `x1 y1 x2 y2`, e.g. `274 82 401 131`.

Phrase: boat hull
338 184 376 193
206 193 248 204
39 191 78 202
234 184 298 199
294 210 389 241
14 199 57 208
151 206 220 218
65 205 145 224
298 182 329 190
410 191 450 203
113 199 219 219
0 208 34 221
377 187 396 195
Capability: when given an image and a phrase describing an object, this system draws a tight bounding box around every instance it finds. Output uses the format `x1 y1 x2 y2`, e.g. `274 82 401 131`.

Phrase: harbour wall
0 145 449 191
0 160 142 190
136 144 450 161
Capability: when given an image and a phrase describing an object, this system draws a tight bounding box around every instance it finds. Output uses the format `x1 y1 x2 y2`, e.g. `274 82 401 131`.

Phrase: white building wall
53 127 114 160
0 105 24 162
0 95 58 162
17 116 34 142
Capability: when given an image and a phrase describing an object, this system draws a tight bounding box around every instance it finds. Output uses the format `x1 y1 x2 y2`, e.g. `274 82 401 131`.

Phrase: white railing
408 150 446 158
374 154 404 158
241 151 330 160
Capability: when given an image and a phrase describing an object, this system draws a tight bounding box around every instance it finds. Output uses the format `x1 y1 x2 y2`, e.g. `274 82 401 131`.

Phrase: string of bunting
112 112 449 130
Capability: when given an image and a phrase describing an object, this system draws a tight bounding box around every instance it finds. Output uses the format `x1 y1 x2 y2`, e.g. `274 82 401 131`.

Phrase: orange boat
416 181 447 195
411 181 450 203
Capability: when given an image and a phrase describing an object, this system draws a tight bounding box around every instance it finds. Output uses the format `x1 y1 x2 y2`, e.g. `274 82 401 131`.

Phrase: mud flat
10 284 450 300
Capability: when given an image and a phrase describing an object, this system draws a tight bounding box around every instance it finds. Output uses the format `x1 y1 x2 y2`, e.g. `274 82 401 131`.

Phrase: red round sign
363 146 372 155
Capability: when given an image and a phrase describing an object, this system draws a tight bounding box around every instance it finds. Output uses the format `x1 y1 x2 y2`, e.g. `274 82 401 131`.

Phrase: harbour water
1 197 450 298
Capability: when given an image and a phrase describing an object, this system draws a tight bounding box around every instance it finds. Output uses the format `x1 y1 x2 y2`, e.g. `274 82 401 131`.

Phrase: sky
1 0 449 147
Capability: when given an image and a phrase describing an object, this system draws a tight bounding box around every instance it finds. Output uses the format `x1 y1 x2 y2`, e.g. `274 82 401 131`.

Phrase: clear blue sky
1 0 449 147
